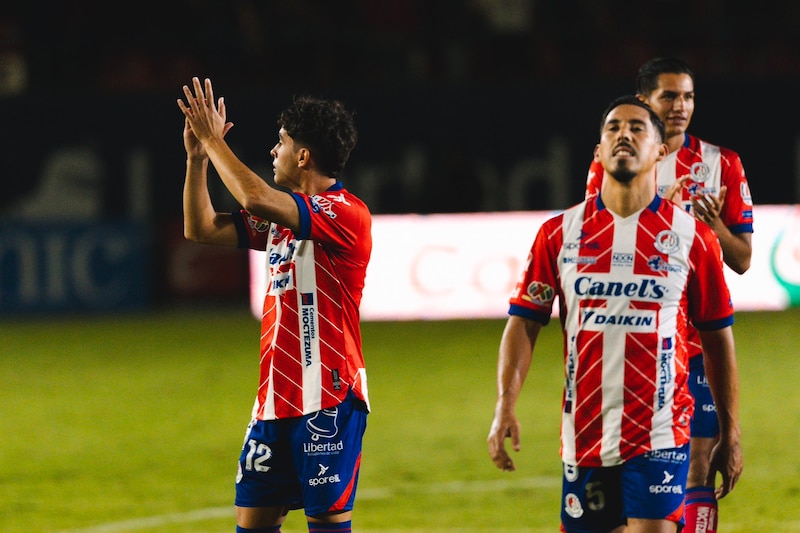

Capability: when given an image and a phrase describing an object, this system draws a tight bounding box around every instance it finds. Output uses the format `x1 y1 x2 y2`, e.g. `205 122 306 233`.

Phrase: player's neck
600 173 657 218
665 131 687 154
297 173 337 196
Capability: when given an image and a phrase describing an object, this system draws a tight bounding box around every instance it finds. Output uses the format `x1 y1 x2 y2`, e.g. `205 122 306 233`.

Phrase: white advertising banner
250 205 800 321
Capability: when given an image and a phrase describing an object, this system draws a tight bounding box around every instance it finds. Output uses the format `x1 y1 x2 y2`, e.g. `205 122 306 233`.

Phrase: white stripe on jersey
259 298 281 420
295 240 323 413
649 206 695 449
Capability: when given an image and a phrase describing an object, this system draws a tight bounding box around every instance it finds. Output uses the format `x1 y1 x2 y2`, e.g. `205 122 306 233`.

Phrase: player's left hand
692 186 727 229
706 435 743 499
177 77 233 145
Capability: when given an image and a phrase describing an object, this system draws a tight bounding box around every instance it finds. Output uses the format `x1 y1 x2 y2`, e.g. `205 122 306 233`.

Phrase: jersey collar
594 193 662 213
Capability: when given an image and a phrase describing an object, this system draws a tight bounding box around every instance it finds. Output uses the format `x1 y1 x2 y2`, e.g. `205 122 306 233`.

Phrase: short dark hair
635 57 695 97
599 95 666 143
278 96 358 178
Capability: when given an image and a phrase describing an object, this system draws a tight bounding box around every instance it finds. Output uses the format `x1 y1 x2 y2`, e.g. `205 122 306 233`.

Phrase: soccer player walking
179 77 371 533
488 95 743 533
586 58 753 532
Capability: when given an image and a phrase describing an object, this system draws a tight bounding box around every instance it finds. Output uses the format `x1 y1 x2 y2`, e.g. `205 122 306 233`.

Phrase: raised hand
177 77 233 148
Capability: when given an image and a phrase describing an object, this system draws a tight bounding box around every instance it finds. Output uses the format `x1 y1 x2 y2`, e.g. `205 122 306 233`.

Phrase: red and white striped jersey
586 133 753 357
509 195 733 466
234 182 372 420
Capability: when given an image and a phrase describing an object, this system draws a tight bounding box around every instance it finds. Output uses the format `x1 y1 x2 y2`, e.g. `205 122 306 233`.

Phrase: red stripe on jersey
573 299 606 465
239 187 372 420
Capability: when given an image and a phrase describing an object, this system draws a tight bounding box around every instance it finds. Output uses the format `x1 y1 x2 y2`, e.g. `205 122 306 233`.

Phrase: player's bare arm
178 77 301 232
697 327 743 499
488 316 540 472
181 111 239 246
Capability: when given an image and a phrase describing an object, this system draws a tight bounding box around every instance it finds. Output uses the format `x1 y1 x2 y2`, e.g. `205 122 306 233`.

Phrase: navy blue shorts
234 392 368 516
688 355 719 438
560 444 690 533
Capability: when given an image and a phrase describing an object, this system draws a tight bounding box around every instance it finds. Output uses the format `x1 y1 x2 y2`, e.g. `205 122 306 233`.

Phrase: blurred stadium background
1 0 799 315
2 1 800 531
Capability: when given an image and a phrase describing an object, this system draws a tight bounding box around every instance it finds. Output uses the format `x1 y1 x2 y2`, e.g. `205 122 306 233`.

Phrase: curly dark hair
277 95 358 178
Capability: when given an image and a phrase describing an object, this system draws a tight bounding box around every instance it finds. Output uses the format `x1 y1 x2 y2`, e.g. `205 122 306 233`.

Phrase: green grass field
2 306 799 532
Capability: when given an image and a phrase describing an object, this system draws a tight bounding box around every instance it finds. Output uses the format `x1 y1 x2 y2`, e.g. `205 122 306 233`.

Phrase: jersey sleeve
232 210 270 250
508 215 562 324
295 190 372 259
687 223 735 330
585 159 604 199
719 147 754 235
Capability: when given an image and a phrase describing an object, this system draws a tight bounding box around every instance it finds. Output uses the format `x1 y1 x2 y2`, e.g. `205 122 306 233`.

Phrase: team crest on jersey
654 230 680 254
690 162 711 183
564 493 584 518
526 281 554 305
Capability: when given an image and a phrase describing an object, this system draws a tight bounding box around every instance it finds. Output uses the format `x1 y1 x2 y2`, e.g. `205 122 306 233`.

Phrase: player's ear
592 144 601 162
656 142 668 161
296 147 311 168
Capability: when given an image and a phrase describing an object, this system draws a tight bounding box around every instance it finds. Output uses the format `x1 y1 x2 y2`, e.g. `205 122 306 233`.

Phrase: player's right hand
488 412 521 472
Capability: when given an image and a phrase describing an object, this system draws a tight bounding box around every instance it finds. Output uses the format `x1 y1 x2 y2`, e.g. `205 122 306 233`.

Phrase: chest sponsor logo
647 255 683 273
656 351 673 409
612 252 633 266
301 297 317 367
574 277 667 299
268 241 296 266
271 272 292 293
580 308 656 330
563 256 597 265
564 240 600 251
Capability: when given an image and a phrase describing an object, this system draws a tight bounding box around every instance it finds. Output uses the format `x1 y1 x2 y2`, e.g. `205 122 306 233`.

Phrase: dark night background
1 0 798 311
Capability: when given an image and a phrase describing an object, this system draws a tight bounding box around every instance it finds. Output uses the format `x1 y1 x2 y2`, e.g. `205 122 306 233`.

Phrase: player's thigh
688 355 719 438
290 393 369 517
624 517 679 533
235 505 290 529
687 436 717 487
